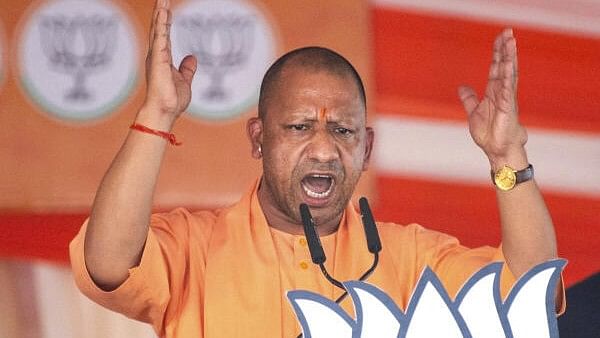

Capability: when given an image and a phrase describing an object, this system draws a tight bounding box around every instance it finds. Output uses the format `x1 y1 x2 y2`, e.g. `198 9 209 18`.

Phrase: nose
307 128 339 163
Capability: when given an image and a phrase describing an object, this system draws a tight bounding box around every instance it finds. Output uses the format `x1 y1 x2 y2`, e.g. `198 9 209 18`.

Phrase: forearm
497 181 557 276
84 107 174 290
491 149 557 278
495 166 562 311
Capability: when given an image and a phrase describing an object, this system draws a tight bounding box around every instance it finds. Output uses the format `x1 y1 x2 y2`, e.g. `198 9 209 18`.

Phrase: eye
288 124 309 131
334 127 354 137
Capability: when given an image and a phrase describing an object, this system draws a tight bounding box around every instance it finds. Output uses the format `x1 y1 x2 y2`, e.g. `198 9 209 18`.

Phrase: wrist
135 105 178 132
488 147 529 172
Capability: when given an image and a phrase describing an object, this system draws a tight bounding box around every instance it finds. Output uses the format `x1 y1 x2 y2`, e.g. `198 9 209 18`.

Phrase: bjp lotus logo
288 260 565 338
17 0 138 122
171 0 277 121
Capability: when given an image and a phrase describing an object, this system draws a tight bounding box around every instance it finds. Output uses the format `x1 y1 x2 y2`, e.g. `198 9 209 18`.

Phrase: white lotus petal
345 281 401 338
404 269 466 338
288 291 353 338
506 260 565 338
456 263 507 338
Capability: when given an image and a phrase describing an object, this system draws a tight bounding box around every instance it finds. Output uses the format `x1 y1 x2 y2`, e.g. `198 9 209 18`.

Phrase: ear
247 117 263 159
361 127 375 171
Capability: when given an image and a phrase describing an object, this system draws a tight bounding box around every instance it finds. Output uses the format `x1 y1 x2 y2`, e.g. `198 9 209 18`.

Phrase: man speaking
70 0 562 336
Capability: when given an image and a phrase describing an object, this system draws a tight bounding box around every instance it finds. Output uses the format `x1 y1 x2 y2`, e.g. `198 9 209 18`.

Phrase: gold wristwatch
491 164 534 191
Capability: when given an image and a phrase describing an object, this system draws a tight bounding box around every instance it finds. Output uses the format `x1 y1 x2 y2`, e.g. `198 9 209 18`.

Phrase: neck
257 181 342 236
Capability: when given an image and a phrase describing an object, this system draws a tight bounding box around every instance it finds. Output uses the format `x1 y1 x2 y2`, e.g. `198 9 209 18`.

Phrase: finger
500 29 517 68
500 50 517 89
492 31 504 63
502 60 514 89
501 33 516 62
500 60 519 114
488 30 506 80
505 33 519 89
151 7 173 64
499 86 518 115
179 55 197 84
488 58 500 79
458 85 479 115
506 29 518 70
148 0 168 52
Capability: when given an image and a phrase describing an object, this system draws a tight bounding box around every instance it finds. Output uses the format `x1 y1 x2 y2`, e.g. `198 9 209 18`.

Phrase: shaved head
258 47 366 119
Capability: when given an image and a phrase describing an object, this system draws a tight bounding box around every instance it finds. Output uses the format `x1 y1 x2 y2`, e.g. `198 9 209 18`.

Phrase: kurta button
299 260 309 270
299 237 307 247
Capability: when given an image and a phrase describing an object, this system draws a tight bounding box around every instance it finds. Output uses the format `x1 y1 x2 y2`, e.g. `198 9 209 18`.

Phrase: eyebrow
283 108 361 124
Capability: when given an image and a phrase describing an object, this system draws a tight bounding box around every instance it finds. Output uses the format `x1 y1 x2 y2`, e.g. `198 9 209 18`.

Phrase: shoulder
376 221 454 238
376 221 460 248
149 207 222 245
151 207 219 227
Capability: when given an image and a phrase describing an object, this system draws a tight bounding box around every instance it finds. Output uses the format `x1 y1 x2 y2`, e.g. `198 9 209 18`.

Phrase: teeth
302 175 334 199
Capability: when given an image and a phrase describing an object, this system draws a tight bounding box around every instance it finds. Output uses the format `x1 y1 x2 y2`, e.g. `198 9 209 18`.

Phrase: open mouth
301 174 334 199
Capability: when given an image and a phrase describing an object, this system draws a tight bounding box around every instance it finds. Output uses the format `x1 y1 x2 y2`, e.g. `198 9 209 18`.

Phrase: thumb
457 85 479 115
179 54 197 84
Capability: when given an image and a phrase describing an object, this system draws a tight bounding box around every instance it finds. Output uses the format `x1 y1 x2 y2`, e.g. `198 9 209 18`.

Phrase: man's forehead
278 64 355 86
260 64 367 124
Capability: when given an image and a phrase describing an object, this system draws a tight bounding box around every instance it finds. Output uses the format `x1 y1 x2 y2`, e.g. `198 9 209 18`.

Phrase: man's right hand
82 0 197 291
141 0 197 126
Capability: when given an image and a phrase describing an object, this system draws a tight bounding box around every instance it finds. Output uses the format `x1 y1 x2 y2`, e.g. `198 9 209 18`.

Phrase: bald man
70 0 561 337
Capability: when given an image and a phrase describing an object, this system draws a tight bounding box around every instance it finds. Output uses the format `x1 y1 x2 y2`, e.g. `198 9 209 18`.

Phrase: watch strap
515 164 534 184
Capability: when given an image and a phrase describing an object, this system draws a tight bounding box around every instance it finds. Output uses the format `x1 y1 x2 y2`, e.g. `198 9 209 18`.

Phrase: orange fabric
269 224 340 335
70 180 518 337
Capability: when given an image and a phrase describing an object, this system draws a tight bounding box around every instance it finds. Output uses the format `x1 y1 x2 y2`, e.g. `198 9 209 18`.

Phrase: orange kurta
70 180 516 337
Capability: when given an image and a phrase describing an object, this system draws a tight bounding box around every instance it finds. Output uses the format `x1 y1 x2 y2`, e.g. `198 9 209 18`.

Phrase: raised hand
458 29 528 170
83 0 199 291
142 0 197 125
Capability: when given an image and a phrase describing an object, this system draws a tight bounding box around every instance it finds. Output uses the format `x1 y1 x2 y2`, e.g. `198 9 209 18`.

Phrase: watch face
494 166 516 191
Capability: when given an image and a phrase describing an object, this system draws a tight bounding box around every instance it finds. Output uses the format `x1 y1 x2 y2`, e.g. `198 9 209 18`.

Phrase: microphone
300 203 345 291
299 203 326 265
354 197 381 286
298 198 382 294
359 197 382 254
296 199 382 338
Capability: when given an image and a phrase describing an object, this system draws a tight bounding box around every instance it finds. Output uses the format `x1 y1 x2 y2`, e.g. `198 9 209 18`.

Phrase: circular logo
17 0 139 122
172 0 277 121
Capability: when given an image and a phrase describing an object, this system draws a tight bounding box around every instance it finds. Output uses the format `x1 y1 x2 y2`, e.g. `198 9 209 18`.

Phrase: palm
459 29 527 161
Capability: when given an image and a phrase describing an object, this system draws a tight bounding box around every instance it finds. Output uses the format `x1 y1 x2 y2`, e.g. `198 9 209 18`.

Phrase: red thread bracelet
130 123 182 146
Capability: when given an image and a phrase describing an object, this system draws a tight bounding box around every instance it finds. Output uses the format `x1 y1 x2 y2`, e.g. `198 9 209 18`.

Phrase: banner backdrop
1 0 600 337
0 0 373 213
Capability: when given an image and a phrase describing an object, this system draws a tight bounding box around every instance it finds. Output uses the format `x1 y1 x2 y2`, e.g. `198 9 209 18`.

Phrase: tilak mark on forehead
318 107 327 122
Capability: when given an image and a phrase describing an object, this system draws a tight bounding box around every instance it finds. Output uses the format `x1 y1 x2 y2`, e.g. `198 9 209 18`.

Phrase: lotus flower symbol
39 15 118 101
288 259 565 338
177 14 254 101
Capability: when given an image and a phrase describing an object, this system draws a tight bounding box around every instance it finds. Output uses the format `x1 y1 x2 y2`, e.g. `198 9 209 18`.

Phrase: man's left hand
458 28 528 171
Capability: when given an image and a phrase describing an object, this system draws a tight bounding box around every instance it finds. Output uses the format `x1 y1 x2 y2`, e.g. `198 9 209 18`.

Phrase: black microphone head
359 197 382 254
299 203 326 265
